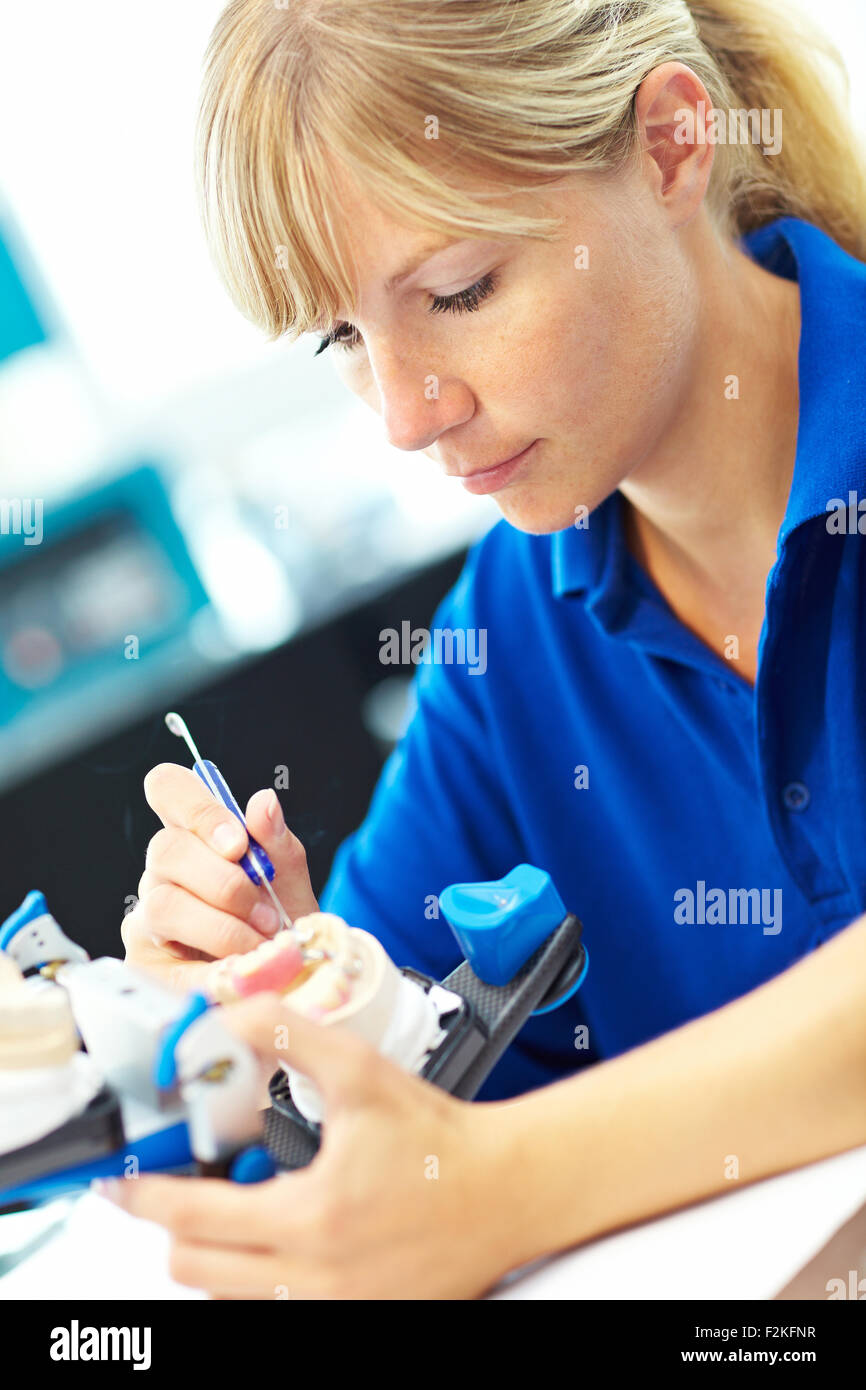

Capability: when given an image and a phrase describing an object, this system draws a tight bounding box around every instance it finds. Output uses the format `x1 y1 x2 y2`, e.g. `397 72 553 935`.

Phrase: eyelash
314 270 500 355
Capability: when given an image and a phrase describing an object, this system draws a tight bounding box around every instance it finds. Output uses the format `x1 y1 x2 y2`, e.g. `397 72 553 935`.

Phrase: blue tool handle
194 759 276 886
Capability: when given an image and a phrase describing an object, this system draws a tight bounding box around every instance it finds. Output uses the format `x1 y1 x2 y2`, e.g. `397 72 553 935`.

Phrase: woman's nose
371 350 475 453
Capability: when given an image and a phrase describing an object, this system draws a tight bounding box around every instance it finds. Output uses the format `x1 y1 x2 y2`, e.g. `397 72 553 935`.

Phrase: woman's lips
457 440 539 496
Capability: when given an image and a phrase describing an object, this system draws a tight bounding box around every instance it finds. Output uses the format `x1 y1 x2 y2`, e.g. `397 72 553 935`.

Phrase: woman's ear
634 61 716 227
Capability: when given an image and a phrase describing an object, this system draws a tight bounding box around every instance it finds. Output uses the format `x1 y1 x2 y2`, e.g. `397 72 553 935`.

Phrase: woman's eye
428 269 499 316
314 270 500 356
315 323 360 355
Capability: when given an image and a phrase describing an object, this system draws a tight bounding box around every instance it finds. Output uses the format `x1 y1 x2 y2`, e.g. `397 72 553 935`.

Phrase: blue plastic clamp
153 992 212 1090
438 864 569 987
0 890 51 950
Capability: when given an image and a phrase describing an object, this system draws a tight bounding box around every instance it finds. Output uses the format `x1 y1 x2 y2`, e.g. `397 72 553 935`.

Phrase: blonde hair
195 0 866 341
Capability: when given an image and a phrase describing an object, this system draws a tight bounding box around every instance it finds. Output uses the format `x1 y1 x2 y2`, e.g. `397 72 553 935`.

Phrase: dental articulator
0 714 588 1207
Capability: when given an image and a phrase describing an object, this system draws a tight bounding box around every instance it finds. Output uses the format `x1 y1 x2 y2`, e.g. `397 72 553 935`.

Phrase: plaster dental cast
115 0 866 1298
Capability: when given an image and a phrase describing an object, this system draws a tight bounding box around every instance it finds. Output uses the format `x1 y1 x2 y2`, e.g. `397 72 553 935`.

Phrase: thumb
244 788 319 923
220 991 381 1110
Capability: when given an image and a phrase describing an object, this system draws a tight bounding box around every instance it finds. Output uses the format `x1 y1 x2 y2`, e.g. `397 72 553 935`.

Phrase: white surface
0 1054 102 1156
0 1192 203 1301
1 1143 865 1300
493 1143 866 1301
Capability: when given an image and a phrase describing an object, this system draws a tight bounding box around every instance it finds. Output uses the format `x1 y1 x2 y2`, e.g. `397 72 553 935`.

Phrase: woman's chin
495 495 593 537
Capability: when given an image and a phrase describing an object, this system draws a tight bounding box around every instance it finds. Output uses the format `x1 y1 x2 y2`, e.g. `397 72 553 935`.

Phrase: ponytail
688 0 866 260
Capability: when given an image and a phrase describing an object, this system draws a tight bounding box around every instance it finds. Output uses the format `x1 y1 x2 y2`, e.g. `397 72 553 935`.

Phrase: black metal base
0 1087 124 1212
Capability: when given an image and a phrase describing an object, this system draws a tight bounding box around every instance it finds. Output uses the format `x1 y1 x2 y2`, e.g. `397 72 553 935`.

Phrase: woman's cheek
332 350 375 405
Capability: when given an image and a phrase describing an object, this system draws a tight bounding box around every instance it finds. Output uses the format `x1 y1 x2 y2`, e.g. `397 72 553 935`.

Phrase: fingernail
212 820 244 854
266 790 286 836
250 902 281 936
92 1178 121 1202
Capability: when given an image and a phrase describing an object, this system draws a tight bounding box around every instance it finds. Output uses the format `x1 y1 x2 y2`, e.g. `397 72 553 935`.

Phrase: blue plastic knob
229 1146 277 1184
438 864 567 985
0 890 50 949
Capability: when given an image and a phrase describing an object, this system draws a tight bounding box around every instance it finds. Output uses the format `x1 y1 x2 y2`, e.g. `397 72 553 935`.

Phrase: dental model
204 912 447 1124
0 889 445 1139
0 952 103 1155
0 954 80 1068
205 913 358 1015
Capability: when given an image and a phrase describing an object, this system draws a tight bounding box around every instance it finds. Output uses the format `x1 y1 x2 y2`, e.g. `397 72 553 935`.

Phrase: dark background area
0 549 467 958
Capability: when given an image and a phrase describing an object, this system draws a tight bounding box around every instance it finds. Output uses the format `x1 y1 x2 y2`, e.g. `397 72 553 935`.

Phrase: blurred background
0 0 863 955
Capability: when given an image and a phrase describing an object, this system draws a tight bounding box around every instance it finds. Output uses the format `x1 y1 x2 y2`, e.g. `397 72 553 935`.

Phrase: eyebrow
383 238 461 292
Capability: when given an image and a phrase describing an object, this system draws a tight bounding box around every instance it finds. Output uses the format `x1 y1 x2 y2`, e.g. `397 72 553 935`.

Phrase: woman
112 0 866 1298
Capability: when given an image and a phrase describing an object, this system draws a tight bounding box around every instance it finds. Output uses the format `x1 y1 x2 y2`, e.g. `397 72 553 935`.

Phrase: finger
120 908 218 990
169 1242 290 1297
144 763 248 862
221 992 385 1109
127 876 200 957
135 881 271 960
243 789 319 921
210 1294 266 1301
94 1174 277 1244
144 827 280 936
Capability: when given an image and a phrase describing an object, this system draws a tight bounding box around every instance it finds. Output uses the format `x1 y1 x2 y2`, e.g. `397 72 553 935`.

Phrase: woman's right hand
121 763 319 993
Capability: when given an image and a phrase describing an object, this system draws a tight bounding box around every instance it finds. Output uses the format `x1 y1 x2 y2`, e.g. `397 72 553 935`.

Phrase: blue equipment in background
0 466 214 792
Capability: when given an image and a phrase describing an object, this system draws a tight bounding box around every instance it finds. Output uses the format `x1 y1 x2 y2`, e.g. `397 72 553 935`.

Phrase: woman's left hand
95 993 527 1299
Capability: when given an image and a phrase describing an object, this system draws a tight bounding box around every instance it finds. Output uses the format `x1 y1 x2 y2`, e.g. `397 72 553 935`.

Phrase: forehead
324 171 458 280
306 151 558 331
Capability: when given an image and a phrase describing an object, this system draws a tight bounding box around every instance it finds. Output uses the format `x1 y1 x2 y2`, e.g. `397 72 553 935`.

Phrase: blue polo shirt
320 216 866 1100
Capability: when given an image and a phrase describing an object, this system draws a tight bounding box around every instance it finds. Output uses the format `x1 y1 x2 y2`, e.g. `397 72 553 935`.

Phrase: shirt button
782 781 811 812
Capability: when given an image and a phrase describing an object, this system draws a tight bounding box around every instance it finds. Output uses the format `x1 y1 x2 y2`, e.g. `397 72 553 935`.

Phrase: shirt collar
551 216 866 601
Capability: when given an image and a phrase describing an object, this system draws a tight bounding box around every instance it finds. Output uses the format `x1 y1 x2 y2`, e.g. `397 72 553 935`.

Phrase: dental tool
164 713 356 986
164 711 310 938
